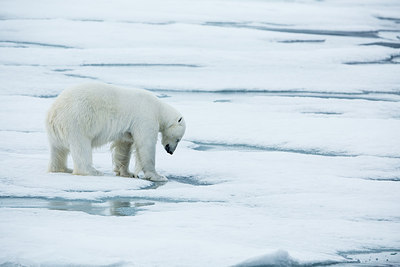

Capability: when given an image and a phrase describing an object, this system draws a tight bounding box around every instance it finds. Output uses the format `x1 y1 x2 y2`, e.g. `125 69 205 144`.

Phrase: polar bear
46 83 186 182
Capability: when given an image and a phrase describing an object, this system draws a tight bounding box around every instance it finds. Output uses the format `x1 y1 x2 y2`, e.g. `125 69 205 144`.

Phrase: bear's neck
158 102 179 132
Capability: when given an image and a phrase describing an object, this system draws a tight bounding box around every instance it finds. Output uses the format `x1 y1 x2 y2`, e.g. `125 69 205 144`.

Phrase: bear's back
48 83 162 144
58 83 159 112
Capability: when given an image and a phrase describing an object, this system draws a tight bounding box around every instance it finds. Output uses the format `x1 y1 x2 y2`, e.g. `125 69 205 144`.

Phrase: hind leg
48 144 72 173
112 139 135 177
70 137 102 176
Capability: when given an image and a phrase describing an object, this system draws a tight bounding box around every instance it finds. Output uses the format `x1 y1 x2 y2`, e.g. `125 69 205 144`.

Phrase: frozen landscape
0 0 400 266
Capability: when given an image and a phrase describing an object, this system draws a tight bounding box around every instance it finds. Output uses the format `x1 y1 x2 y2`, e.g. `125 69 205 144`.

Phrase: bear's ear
178 117 183 123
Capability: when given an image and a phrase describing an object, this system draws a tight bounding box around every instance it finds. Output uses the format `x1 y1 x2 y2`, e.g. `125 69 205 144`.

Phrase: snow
1 0 400 266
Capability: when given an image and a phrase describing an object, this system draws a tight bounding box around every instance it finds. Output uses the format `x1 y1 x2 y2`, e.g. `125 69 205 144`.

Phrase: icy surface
0 0 400 266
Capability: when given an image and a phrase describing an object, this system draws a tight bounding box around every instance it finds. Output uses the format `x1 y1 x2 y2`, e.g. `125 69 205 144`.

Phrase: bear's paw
144 173 168 182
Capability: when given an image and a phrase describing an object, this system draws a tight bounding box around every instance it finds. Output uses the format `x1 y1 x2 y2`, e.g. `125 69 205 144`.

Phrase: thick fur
46 83 186 182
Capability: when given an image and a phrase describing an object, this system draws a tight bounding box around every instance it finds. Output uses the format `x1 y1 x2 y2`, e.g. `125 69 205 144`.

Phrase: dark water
190 140 358 157
203 22 380 38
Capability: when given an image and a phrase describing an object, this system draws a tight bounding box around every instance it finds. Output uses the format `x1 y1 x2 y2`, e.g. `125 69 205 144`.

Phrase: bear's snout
165 144 173 155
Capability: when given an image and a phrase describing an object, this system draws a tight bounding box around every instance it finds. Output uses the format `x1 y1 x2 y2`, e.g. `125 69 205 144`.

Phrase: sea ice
0 0 399 266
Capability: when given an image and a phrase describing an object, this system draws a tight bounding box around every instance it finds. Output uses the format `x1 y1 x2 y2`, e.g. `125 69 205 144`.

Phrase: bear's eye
178 117 182 123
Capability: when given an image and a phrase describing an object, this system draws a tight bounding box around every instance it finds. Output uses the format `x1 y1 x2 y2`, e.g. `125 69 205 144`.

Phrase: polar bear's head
161 116 186 155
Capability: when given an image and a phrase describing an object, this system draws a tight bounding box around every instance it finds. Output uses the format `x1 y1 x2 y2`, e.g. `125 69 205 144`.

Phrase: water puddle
80 63 201 68
362 42 400 49
168 175 216 186
213 99 231 103
302 111 343 115
376 16 400 24
26 94 59 98
52 68 74 72
203 22 380 38
0 40 75 49
363 177 400 182
338 249 400 266
278 39 325 43
0 197 155 216
0 193 224 216
191 141 357 157
345 54 400 65
64 73 100 80
0 175 217 216
156 93 171 98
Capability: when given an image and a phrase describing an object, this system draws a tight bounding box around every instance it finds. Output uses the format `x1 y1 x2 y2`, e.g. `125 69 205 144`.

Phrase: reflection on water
0 197 155 216
0 176 214 216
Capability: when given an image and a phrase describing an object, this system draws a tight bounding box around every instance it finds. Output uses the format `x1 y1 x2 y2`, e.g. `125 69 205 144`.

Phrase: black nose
165 144 173 154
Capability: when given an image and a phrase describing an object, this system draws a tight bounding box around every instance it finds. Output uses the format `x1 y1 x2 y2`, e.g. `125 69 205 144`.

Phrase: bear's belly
91 131 133 148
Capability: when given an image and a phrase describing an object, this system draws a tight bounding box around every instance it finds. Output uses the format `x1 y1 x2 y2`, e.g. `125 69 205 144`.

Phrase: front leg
133 149 143 178
112 139 135 177
133 130 167 182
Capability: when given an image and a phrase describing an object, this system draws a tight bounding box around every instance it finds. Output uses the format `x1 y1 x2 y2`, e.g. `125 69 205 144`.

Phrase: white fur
46 83 186 182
